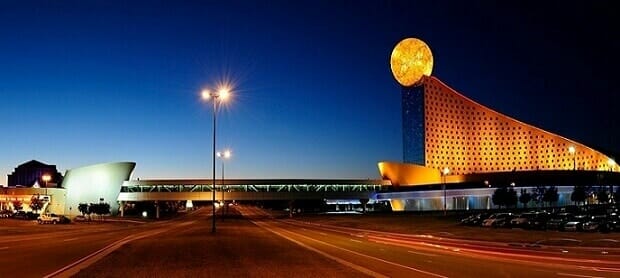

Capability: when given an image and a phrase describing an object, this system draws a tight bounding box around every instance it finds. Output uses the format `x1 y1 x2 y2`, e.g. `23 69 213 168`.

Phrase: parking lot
292 209 620 248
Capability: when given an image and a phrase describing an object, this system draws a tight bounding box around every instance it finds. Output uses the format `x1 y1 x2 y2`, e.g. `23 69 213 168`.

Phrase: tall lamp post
42 174 51 199
201 86 231 233
442 167 450 216
568 146 576 170
217 149 231 218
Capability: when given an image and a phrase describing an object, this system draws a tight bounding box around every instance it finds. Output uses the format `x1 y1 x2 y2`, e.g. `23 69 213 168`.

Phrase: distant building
7 160 63 188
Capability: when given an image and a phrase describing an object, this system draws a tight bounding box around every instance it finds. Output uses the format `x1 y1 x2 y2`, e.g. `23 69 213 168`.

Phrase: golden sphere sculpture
390 38 433 87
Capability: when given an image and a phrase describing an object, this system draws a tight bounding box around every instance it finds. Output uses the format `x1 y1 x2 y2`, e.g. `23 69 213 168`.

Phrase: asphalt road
74 206 363 277
0 218 146 277
0 209 210 278
238 206 620 278
3 206 620 277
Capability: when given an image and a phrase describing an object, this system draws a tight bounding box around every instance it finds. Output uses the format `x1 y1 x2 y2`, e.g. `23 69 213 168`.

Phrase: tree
542 186 559 207
519 189 532 208
78 203 89 216
597 189 610 204
492 187 508 209
506 187 518 208
90 202 111 221
11 200 23 211
571 186 587 205
29 194 44 213
533 185 546 207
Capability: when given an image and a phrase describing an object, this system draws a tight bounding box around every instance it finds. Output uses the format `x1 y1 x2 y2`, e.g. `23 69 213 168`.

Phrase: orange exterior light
42 174 51 183
442 167 450 175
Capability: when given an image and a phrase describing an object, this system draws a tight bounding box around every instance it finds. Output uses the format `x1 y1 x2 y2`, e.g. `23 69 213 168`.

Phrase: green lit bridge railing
118 179 390 201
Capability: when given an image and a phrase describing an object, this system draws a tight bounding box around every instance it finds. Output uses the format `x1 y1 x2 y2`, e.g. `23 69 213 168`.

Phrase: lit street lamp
42 174 51 200
217 149 231 218
568 146 576 170
442 167 450 216
201 86 231 233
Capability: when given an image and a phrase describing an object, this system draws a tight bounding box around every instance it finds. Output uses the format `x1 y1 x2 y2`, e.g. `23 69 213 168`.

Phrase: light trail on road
240 205 620 278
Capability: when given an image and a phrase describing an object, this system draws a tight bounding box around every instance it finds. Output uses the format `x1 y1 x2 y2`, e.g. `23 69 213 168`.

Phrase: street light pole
42 174 51 198
569 146 576 170
202 86 231 234
217 149 231 218
442 167 449 216
222 159 225 217
212 98 217 233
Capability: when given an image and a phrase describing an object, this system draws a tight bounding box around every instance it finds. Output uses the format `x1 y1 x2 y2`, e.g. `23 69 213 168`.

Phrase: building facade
7 160 63 188
382 76 616 186
379 74 619 211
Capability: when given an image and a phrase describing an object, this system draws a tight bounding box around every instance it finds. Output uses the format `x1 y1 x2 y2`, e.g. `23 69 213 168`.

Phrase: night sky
0 1 618 185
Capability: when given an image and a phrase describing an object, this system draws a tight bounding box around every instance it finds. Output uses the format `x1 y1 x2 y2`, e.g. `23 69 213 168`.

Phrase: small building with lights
7 160 63 188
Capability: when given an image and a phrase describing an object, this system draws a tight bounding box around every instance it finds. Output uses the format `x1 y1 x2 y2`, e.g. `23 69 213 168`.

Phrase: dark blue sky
1 1 618 184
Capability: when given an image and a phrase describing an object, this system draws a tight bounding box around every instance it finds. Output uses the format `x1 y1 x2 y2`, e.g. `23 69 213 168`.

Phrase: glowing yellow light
201 90 211 100
390 38 433 87
609 158 616 167
568 146 575 154
42 174 51 182
442 167 450 175
218 149 232 159
218 87 231 101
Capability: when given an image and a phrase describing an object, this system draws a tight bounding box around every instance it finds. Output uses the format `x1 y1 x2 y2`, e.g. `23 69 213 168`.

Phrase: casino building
376 38 619 211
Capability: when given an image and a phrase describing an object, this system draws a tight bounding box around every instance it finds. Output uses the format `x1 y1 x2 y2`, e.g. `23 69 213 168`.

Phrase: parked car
482 213 513 227
495 214 517 228
546 213 573 231
510 213 536 228
59 215 71 224
37 213 61 224
74 215 88 222
563 215 589 232
526 212 550 230
583 215 608 232
0 210 12 218
607 213 619 232
13 211 28 219
460 213 491 226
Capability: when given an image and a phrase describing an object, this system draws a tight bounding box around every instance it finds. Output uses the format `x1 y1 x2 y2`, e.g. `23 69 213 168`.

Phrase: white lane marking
256 221 446 278
251 220 388 278
319 232 327 236
557 273 603 278
63 238 77 242
407 250 438 257
45 220 195 278
350 239 362 243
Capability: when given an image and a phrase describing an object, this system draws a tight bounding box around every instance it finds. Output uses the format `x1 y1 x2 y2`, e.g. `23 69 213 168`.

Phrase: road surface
3 206 619 277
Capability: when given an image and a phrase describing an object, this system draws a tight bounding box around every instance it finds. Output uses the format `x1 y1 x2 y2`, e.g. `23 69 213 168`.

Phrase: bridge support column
155 201 160 219
120 201 124 217
288 200 294 218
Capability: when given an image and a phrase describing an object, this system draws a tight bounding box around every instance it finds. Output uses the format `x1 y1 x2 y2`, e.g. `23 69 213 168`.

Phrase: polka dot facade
422 76 613 175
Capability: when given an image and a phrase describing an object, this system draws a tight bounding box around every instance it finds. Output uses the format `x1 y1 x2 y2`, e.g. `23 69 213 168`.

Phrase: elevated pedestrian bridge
118 179 390 201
